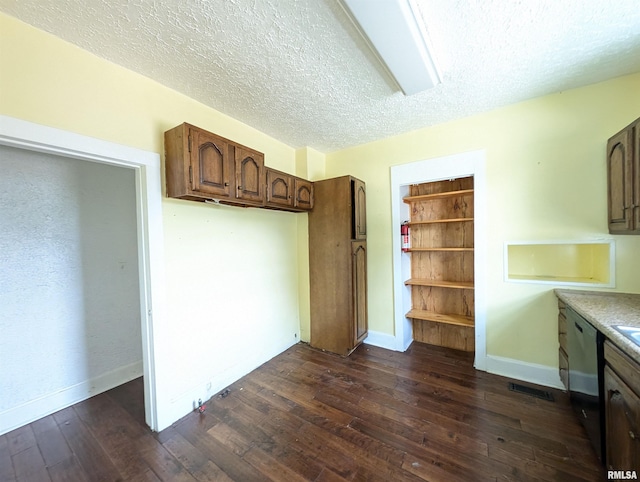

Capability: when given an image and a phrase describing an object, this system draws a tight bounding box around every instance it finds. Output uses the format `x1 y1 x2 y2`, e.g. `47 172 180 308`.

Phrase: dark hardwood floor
1 342 604 481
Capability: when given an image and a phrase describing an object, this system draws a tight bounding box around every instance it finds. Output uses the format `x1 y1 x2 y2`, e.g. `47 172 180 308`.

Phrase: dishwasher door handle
574 322 583 333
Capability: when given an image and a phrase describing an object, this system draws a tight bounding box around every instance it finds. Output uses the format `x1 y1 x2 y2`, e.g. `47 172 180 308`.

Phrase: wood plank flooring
1 342 604 481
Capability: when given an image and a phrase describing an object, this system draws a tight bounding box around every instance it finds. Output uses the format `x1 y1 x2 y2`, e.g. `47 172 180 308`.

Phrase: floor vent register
508 382 554 401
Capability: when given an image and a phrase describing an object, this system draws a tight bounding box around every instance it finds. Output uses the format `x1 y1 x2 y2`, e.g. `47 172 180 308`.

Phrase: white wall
0 145 142 433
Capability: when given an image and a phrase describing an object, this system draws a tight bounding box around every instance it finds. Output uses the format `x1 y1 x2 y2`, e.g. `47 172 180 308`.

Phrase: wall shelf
403 177 475 352
406 309 474 327
407 218 473 225
403 188 474 203
404 278 474 289
505 241 615 287
408 247 474 252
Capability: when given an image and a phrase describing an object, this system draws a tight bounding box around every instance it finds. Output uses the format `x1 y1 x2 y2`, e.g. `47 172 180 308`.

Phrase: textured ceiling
1 0 640 152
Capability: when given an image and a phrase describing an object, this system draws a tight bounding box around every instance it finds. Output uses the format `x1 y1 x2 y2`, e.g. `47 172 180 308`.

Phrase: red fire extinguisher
401 221 411 252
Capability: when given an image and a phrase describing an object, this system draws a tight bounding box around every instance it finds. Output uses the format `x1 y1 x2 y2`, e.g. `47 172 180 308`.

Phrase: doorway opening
0 115 164 434
404 176 475 351
390 150 486 370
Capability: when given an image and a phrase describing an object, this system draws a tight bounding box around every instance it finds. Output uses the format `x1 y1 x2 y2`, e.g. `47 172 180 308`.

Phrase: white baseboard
0 361 143 436
363 334 563 391
485 354 564 390
363 330 402 351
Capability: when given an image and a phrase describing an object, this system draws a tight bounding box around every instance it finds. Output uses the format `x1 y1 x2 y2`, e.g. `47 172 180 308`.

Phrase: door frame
0 115 165 430
390 149 487 370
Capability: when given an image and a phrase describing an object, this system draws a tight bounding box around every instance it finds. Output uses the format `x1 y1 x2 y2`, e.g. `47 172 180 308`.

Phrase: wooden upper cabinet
165 123 264 206
234 146 264 204
634 118 640 230
165 123 313 211
353 179 366 239
265 168 314 212
189 128 233 198
294 178 314 211
607 117 639 234
266 168 294 208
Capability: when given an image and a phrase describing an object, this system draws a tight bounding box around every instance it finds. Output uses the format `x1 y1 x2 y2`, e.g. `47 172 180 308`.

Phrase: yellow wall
3 9 640 379
325 73 640 367
0 12 313 426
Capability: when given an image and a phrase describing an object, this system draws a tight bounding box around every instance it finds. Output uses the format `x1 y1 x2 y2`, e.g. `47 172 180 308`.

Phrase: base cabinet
309 176 367 355
604 341 640 471
558 299 569 390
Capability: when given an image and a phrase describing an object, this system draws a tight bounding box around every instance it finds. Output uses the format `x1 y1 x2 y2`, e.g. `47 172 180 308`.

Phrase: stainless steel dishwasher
567 306 605 463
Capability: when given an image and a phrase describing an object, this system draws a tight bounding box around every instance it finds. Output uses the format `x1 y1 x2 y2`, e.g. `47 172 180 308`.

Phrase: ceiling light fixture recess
339 0 441 96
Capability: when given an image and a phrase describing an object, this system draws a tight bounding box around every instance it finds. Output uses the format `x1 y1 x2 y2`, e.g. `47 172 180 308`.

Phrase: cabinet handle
630 431 636 440
224 182 229 187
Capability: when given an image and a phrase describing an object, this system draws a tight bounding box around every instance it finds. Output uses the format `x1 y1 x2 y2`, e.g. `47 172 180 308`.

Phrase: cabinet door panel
235 146 264 203
191 129 232 198
605 365 640 470
607 129 634 233
266 168 293 208
633 121 640 230
352 241 368 344
294 178 314 210
353 179 367 239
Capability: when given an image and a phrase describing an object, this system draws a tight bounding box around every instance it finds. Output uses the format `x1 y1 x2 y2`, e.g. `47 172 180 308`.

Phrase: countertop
555 289 640 365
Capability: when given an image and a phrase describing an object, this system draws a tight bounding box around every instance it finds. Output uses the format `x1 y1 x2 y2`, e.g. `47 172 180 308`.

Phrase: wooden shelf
406 309 474 327
404 278 474 289
408 247 473 252
408 218 473 225
405 177 475 352
403 189 474 204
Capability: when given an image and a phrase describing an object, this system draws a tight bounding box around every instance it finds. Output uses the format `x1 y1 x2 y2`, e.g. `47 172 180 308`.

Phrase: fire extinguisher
401 221 411 252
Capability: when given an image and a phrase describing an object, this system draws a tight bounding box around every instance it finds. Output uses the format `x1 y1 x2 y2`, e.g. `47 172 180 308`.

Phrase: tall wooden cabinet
309 176 368 356
607 116 640 234
403 177 475 352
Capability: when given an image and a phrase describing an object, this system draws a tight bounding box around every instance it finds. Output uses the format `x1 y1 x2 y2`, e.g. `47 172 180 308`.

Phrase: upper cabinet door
353 179 367 239
235 146 265 204
190 128 233 198
607 128 634 233
266 168 294 208
633 120 640 231
294 178 314 211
